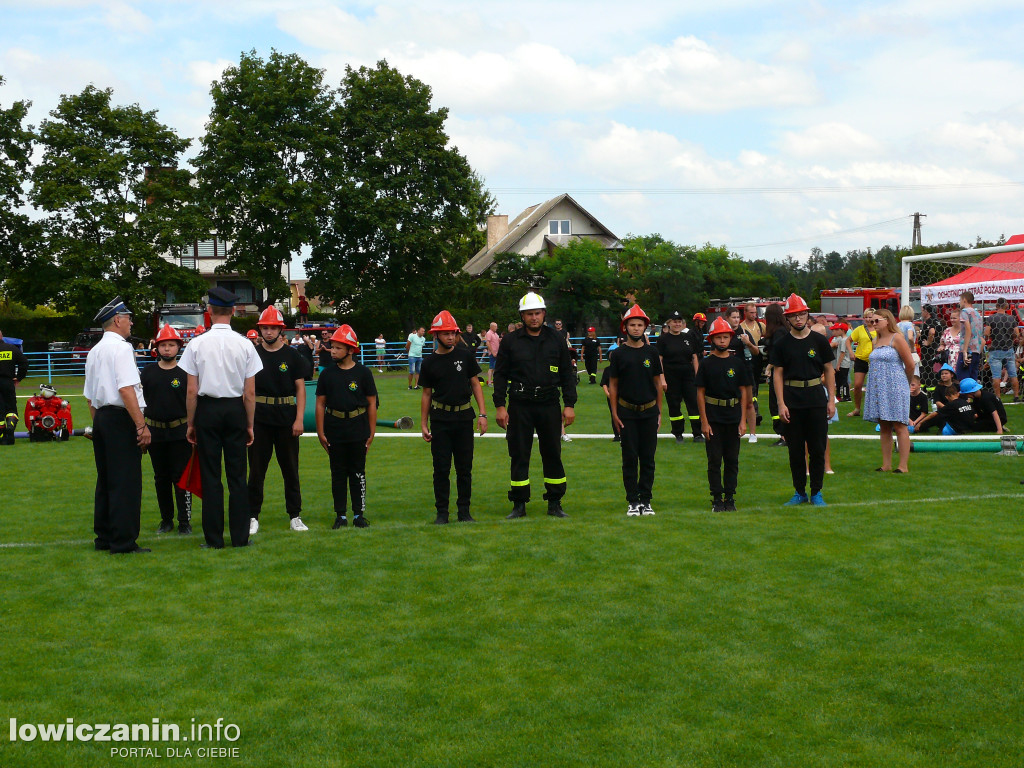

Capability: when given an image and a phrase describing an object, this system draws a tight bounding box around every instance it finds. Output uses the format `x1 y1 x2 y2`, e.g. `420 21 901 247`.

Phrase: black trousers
148 437 192 526
0 378 16 445
584 354 598 379
329 439 367 516
769 384 784 436
784 407 828 495
835 367 850 400
92 406 142 553
705 420 741 498
247 421 302 519
506 400 566 503
195 396 250 548
665 370 700 437
620 415 658 504
430 419 474 514
605 397 620 436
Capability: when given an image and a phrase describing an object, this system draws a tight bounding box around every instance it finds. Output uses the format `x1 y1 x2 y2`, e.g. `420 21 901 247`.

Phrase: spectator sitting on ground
962 377 1008 434
908 375 929 433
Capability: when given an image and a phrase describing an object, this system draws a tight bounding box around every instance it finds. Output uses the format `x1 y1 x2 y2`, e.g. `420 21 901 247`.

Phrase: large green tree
194 49 334 305
617 234 704 317
0 76 38 296
22 85 207 314
305 60 493 328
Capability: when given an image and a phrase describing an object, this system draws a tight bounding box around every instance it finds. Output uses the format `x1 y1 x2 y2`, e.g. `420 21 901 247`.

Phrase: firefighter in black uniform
582 326 601 384
771 293 835 507
608 304 663 516
420 310 488 524
141 324 192 535
656 310 702 443
315 325 377 529
697 317 752 512
494 292 577 519
0 328 29 445
248 306 307 534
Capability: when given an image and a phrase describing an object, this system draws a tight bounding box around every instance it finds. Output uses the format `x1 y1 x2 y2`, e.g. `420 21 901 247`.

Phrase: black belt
784 378 822 388
145 417 187 429
510 383 558 402
617 398 657 412
431 401 473 412
255 395 296 405
704 396 738 407
326 407 366 419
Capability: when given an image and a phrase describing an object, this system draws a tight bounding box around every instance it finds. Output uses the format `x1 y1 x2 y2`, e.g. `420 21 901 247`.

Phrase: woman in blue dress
863 308 916 473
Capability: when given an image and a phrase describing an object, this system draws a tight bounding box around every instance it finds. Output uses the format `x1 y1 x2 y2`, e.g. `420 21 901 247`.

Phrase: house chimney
487 215 509 249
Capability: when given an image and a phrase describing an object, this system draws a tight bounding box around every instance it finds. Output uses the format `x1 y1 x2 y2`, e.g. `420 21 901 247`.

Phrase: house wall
508 199 606 256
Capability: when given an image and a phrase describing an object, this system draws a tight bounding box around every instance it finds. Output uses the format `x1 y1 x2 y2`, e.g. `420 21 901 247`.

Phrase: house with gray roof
463 193 623 276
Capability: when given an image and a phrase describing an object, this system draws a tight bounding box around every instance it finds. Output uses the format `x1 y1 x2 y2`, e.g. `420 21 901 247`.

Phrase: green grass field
2 369 1023 767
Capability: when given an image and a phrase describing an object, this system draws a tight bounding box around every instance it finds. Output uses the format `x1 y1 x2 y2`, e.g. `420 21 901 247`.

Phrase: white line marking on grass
0 539 93 549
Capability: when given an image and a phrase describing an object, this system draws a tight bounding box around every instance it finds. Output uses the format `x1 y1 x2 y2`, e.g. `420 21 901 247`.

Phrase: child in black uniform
315 325 377 528
419 310 488 524
140 325 192 535
696 317 752 511
609 306 663 516
600 364 620 442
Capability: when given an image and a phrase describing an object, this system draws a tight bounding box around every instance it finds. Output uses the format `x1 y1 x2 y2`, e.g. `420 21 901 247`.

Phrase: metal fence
23 336 621 380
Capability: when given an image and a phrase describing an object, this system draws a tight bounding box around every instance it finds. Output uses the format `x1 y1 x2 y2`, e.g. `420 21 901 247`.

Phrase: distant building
165 237 290 315
463 193 623 277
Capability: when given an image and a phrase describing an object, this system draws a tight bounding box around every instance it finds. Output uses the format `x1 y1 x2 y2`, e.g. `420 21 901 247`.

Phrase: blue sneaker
810 492 827 506
783 492 809 506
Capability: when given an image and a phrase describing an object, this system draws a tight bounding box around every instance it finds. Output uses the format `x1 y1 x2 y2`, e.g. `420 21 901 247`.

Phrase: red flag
177 446 203 498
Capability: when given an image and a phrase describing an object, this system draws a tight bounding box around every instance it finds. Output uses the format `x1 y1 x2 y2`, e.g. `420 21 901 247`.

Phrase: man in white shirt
84 296 152 554
178 287 262 548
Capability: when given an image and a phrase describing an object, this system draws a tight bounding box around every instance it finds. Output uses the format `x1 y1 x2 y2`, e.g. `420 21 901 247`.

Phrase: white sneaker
249 518 259 535
642 503 655 516
561 434 572 442
748 433 758 443
626 504 642 517
290 517 309 532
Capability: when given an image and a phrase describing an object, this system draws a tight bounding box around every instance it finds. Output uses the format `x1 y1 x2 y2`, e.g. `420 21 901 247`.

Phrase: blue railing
23 335 622 379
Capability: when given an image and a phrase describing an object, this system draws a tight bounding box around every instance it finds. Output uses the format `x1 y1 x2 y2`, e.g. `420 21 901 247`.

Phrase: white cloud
778 122 881 159
187 59 234 89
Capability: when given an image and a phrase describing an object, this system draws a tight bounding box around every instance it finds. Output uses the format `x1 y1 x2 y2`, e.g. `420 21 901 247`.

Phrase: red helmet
246 329 259 340
193 326 205 335
783 293 810 315
330 325 359 350
693 312 707 322
621 304 651 332
707 316 733 337
429 310 460 334
257 306 285 327
587 326 596 333
154 324 183 344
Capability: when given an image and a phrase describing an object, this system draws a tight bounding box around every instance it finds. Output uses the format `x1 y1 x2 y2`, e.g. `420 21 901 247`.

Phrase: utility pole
912 212 926 251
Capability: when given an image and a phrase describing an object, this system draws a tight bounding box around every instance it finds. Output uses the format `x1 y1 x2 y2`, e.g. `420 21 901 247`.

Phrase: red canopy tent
921 234 1024 305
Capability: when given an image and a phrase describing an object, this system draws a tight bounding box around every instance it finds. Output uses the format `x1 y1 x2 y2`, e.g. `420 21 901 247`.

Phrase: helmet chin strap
159 354 177 362
436 337 455 350
627 328 646 342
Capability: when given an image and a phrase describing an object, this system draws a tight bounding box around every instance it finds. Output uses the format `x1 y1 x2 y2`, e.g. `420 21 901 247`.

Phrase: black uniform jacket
493 325 578 408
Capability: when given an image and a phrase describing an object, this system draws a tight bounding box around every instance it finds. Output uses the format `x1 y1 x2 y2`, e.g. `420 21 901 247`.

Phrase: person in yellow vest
846 308 877 417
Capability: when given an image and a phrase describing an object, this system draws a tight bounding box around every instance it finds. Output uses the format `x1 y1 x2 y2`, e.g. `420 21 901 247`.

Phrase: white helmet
518 292 546 312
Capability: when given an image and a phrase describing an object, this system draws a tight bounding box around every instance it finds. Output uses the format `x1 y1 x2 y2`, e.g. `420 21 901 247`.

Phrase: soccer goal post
901 243 1024 309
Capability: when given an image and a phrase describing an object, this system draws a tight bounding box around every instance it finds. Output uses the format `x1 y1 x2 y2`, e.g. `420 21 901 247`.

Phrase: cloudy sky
4 0 1024 277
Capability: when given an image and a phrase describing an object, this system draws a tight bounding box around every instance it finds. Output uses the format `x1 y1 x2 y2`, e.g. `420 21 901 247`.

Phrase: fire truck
152 303 208 340
819 287 919 317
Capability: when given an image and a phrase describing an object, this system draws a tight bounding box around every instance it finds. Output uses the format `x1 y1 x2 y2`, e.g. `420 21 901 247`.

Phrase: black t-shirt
909 392 930 421
608 343 663 419
932 382 952 407
728 333 746 359
316 363 377 443
254 345 304 426
462 331 481 353
972 390 1007 427
656 330 698 375
769 331 832 409
295 339 315 375
695 353 753 424
318 342 332 368
419 347 482 422
140 363 187 442
582 336 601 360
919 317 944 355
987 312 1017 350
944 397 975 434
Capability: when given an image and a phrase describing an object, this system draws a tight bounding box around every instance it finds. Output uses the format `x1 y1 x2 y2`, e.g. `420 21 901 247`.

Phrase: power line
734 216 913 250
490 182 1024 196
